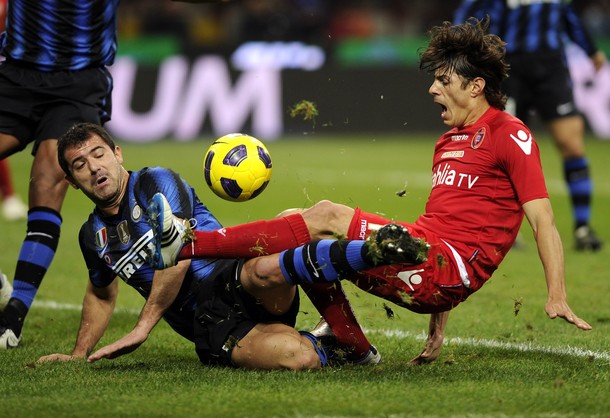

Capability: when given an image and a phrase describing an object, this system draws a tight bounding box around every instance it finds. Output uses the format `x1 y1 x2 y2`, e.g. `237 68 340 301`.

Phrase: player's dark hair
57 122 117 176
419 17 509 109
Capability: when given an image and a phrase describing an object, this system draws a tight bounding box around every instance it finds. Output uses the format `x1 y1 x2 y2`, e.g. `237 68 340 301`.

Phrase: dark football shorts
194 259 300 367
0 60 113 155
504 51 578 122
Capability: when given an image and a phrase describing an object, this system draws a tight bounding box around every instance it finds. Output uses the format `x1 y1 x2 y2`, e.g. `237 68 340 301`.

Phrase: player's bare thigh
546 115 586 159
0 132 22 159
277 199 355 240
231 322 321 370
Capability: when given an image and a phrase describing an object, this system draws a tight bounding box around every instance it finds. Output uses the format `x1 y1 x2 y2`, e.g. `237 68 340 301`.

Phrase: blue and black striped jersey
0 0 119 71
78 167 224 341
454 0 598 56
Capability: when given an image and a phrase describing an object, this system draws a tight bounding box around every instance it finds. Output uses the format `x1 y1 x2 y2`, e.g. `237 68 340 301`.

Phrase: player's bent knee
279 336 322 370
242 256 285 288
303 200 354 239
234 326 322 370
275 207 304 218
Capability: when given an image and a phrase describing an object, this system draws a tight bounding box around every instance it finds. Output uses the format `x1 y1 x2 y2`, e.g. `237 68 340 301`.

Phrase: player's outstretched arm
37 280 119 363
409 311 450 365
523 198 592 331
87 261 190 363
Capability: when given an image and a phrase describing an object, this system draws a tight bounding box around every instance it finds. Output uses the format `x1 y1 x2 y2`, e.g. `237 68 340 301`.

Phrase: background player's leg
1 140 68 347
548 115 602 251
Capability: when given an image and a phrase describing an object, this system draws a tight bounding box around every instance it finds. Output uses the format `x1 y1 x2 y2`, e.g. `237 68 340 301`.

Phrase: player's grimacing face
428 71 474 128
64 135 125 207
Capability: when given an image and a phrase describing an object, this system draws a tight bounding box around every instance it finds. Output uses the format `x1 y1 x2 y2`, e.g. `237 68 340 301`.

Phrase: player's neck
461 101 490 128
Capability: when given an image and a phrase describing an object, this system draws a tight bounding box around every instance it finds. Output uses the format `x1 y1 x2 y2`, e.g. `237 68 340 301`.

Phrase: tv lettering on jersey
432 163 480 189
107 229 155 281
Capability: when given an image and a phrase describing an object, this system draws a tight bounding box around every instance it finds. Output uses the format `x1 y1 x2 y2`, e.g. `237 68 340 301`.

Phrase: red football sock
347 207 390 240
178 213 311 259
302 282 372 359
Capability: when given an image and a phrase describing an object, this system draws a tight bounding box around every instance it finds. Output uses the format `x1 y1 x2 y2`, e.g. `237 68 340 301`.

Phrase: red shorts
346 209 477 314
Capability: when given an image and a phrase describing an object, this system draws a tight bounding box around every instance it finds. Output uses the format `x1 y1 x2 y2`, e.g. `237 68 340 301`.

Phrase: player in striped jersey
0 0 231 349
0 0 118 350
37 122 388 369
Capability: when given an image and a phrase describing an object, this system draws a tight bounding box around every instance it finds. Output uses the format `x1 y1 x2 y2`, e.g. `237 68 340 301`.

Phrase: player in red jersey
150 18 591 364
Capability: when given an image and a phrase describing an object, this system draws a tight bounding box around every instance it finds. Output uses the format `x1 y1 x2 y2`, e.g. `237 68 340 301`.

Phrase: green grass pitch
1 133 609 417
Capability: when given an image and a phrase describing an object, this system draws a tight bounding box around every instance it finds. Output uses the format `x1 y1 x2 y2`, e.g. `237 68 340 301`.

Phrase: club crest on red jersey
472 127 486 149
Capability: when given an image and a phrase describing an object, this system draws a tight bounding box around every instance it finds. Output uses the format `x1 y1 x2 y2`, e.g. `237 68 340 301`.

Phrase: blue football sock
11 207 62 314
564 157 592 228
279 239 372 285
299 331 328 367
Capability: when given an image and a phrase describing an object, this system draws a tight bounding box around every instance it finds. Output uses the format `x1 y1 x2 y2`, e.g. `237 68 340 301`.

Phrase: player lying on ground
38 123 430 369
149 18 591 364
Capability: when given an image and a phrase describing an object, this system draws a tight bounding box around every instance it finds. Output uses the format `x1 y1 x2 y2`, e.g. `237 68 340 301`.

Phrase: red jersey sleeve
493 120 549 205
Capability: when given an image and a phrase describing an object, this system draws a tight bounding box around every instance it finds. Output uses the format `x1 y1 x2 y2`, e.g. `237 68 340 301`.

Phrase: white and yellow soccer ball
203 133 272 202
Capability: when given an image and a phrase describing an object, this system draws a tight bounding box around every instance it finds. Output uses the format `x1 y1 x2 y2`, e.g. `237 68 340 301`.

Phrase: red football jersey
415 107 549 282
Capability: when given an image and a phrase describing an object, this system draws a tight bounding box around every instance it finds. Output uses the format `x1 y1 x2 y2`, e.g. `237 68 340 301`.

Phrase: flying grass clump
513 296 523 316
396 181 409 197
290 100 318 126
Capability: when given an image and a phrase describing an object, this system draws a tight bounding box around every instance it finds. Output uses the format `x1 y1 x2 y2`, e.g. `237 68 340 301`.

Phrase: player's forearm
410 311 449 365
523 199 567 301
72 292 116 357
535 222 567 300
134 261 190 335
132 302 169 337
429 311 449 336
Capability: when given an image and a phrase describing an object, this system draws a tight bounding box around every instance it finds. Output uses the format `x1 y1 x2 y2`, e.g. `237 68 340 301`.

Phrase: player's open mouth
96 176 108 186
439 104 447 118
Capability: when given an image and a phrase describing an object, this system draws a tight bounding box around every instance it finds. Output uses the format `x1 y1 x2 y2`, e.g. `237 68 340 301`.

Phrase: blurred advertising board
107 41 610 141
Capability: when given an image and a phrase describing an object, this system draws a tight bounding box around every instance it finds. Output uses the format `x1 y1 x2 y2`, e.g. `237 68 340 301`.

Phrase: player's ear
471 77 486 97
114 145 123 164
65 175 79 190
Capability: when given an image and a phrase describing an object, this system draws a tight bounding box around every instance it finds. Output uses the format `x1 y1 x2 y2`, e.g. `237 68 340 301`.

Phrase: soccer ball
203 133 272 202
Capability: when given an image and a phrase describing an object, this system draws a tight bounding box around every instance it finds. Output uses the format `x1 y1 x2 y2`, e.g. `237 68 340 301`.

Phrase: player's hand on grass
37 353 81 363
87 329 148 363
409 333 444 365
545 299 592 330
